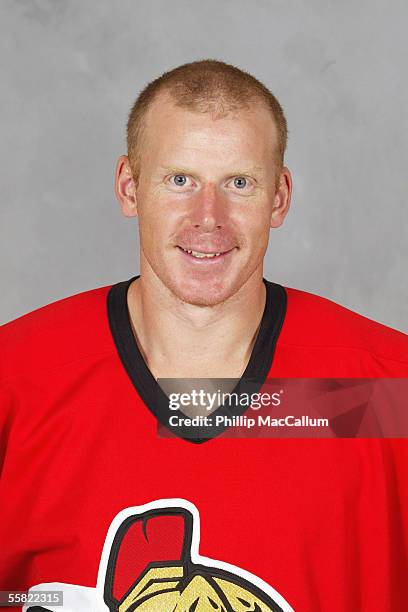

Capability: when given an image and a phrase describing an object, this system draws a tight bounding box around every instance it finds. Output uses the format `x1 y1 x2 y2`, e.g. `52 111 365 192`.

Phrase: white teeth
181 247 221 258
192 251 214 258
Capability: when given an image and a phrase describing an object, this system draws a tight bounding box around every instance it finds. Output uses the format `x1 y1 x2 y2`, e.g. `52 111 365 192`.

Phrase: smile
181 248 221 258
177 246 235 261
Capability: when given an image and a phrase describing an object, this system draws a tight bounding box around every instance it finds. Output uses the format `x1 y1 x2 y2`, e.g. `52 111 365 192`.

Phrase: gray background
1 0 407 331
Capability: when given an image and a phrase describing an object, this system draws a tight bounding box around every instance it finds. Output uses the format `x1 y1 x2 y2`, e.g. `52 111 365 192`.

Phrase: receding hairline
143 88 280 139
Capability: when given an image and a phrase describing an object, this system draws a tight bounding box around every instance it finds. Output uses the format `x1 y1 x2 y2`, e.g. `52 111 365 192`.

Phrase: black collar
107 276 287 444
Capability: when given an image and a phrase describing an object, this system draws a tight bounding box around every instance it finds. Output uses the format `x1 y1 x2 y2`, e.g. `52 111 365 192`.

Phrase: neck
127 266 267 379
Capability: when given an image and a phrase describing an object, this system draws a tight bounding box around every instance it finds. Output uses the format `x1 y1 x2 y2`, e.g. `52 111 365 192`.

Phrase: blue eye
233 177 247 189
172 174 187 186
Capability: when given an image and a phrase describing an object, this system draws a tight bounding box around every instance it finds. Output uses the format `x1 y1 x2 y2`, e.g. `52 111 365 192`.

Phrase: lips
177 245 236 261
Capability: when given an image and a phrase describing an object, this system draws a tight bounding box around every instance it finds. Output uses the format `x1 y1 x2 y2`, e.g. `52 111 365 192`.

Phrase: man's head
116 59 292 306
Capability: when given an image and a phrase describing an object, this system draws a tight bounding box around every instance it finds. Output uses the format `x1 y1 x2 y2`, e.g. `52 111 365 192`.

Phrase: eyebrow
161 165 195 175
160 165 264 176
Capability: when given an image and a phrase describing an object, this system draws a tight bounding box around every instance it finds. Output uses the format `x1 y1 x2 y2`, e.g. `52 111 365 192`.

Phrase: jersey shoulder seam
0 347 118 389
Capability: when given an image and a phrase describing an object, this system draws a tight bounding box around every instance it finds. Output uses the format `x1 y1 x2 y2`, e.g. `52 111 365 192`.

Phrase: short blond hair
127 59 288 181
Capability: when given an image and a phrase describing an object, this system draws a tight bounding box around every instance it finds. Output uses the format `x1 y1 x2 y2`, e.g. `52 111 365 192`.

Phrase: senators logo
25 499 293 612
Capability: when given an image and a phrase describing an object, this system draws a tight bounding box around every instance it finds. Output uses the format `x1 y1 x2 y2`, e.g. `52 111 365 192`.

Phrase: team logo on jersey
25 499 293 612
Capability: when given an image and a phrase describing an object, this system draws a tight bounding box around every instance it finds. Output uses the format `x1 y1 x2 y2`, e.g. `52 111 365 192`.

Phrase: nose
189 183 227 232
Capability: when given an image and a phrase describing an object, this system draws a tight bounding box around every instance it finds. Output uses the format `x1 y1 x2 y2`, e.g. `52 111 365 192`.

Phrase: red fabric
1 283 408 611
112 514 185 601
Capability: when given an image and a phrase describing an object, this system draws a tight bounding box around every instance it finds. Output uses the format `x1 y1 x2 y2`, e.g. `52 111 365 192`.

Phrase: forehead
141 92 278 168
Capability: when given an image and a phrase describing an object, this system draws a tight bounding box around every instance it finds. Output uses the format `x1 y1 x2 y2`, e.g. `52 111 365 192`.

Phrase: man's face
127 94 288 306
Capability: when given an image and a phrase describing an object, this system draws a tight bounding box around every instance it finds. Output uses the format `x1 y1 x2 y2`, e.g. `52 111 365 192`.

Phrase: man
1 60 407 612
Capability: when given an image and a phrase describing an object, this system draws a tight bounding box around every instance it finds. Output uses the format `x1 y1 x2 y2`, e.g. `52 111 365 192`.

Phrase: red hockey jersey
1 276 408 611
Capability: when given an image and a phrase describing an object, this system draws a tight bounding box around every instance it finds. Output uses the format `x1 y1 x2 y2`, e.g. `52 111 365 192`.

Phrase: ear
115 155 138 217
270 166 292 229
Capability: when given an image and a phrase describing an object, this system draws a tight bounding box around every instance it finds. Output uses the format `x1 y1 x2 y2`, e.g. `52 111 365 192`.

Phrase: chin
168 277 238 307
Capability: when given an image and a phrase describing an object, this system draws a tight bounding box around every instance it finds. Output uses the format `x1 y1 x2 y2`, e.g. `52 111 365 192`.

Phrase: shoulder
279 286 408 368
0 282 115 385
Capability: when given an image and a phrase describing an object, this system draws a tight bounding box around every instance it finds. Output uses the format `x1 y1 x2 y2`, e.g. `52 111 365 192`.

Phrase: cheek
238 209 271 246
138 202 174 242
